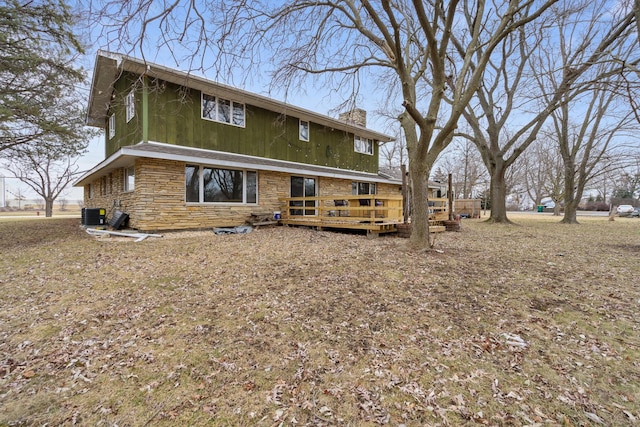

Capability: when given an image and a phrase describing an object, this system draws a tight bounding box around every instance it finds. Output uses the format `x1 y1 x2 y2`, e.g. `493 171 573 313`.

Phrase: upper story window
186 164 257 204
108 114 115 139
299 120 309 141
201 93 245 127
354 135 374 155
125 91 135 123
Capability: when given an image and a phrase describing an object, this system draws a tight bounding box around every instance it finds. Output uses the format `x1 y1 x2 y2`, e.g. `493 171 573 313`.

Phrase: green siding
105 73 143 156
106 77 379 173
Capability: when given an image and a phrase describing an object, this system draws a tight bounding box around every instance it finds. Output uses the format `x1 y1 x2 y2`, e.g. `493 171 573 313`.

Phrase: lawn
1 216 638 426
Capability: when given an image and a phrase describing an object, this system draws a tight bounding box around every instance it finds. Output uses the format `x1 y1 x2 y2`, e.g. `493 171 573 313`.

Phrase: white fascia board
72 149 136 187
74 141 400 187
142 141 394 182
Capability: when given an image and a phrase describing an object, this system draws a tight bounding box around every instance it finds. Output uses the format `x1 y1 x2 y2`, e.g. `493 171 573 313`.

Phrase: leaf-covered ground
1 216 639 426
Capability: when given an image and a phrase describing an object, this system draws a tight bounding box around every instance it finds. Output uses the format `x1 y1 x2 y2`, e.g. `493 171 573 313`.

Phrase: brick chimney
339 108 367 127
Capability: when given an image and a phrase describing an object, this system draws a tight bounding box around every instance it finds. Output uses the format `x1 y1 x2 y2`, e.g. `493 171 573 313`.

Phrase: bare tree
87 0 560 248
550 89 636 222
613 156 640 200
543 148 566 216
7 185 27 210
591 166 623 204
5 146 87 217
456 0 637 223
432 138 487 199
522 137 555 208
636 0 640 43
534 3 639 223
504 156 529 210
379 128 407 179
459 140 484 199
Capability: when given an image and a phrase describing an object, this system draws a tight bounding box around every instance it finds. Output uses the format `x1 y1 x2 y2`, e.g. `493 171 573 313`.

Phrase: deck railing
428 198 450 221
277 195 449 233
281 194 403 222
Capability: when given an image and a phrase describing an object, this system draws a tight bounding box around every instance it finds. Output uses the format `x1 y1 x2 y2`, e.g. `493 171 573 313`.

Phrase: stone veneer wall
132 158 293 231
83 166 136 221
317 177 401 209
83 157 402 231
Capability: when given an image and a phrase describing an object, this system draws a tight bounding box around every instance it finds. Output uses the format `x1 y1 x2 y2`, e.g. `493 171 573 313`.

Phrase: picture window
186 164 256 204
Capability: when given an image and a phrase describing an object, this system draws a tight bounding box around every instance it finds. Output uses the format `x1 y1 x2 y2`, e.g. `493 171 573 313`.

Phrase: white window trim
201 93 246 128
289 175 318 216
352 181 377 195
125 91 135 123
186 164 257 204
299 120 310 141
124 165 135 192
108 114 115 139
354 135 374 155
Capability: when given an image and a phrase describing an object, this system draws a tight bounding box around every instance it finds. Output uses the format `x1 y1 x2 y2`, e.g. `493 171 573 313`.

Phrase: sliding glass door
290 176 317 216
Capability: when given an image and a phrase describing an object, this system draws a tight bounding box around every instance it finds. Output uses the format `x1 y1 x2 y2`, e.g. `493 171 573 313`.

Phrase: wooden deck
278 195 449 236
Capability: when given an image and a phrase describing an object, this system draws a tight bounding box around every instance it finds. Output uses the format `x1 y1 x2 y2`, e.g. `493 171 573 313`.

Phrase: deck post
402 164 409 224
448 173 454 221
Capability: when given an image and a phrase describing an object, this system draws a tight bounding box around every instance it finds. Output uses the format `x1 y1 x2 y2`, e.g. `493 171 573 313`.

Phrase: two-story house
75 51 404 231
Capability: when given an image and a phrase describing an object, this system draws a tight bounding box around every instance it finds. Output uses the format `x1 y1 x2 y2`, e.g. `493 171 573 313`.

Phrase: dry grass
1 216 639 426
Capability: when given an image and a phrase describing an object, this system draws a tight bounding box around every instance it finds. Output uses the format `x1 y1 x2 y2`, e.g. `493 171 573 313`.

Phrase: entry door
290 176 317 216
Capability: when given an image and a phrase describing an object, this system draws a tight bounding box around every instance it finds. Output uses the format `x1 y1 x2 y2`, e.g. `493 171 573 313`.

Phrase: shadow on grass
0 218 82 251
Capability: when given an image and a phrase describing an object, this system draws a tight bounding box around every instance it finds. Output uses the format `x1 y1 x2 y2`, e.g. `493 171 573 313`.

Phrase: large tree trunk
487 161 512 223
561 195 579 223
560 159 580 224
561 176 579 224
401 112 433 250
558 122 579 223
408 161 431 248
45 198 54 217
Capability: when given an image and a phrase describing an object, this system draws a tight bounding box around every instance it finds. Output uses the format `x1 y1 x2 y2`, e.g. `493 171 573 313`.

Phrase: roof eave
86 51 394 142
74 141 402 188
86 53 124 128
